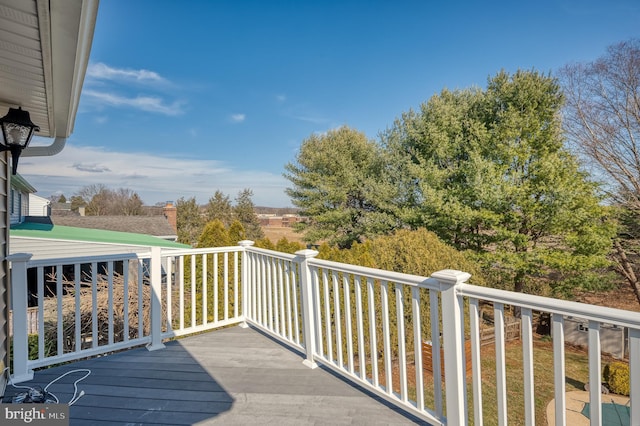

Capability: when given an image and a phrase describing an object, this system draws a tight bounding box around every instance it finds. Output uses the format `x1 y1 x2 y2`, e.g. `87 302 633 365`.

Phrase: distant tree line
52 184 145 216
52 185 265 248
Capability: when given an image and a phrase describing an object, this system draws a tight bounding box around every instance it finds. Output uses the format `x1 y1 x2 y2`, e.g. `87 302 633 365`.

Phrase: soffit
0 0 98 139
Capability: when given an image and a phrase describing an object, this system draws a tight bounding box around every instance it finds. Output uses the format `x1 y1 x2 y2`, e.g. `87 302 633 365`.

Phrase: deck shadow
2 341 234 425
247 324 431 425
3 326 431 425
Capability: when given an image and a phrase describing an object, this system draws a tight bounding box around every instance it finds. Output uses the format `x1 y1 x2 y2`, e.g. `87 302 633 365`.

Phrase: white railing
9 251 151 381
9 243 640 425
458 285 640 426
241 247 640 426
242 246 304 352
8 244 247 381
157 245 246 340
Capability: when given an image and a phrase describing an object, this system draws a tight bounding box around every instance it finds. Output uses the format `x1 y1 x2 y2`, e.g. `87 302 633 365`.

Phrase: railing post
432 269 471 426
8 253 34 383
630 327 640 424
238 240 254 328
295 248 319 369
147 247 165 351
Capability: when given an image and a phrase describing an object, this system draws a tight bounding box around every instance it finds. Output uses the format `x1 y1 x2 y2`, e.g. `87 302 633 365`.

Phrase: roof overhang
10 173 36 193
11 222 190 249
0 0 99 156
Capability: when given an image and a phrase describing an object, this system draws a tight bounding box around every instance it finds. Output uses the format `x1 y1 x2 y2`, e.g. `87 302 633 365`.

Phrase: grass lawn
394 336 598 425
474 337 590 425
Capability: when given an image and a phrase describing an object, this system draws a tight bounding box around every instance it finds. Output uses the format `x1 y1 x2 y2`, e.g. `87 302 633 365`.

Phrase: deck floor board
3 326 425 425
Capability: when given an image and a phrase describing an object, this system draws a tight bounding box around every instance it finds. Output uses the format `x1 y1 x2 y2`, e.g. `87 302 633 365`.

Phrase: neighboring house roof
11 174 36 194
11 222 189 249
47 216 178 240
10 221 189 261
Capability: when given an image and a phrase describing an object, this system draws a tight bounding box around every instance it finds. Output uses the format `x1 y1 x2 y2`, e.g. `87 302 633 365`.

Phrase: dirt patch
574 283 640 313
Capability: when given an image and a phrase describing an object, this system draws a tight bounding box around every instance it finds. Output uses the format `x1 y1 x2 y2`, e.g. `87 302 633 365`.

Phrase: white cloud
87 62 166 84
72 163 111 173
230 113 246 123
19 144 292 207
82 62 185 116
83 90 185 115
276 94 286 102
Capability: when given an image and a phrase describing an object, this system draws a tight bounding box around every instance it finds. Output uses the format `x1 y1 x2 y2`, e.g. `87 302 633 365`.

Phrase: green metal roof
11 222 191 249
11 174 36 193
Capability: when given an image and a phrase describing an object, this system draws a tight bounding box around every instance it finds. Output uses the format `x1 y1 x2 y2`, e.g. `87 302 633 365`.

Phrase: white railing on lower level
9 242 640 425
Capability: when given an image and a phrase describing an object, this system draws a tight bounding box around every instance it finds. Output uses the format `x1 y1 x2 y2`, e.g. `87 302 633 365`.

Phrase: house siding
28 194 49 217
10 237 179 261
1 154 8 372
9 187 20 225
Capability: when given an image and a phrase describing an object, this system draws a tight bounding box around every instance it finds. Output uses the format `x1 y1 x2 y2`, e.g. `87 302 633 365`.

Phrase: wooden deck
3 326 425 425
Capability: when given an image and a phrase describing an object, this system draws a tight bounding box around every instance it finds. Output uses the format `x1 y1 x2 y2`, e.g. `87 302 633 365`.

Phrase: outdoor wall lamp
0 107 40 175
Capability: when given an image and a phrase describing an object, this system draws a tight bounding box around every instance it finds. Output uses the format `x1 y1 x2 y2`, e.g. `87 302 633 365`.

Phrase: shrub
317 228 486 285
603 361 630 396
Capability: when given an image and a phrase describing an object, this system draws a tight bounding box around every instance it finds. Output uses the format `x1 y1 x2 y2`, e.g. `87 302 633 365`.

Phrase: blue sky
20 0 640 207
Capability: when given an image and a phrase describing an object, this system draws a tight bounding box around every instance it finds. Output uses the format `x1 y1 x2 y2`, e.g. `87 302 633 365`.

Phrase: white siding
10 237 182 261
28 194 49 217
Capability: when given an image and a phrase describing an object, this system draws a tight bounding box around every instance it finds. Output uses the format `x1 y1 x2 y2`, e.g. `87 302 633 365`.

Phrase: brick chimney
163 201 177 234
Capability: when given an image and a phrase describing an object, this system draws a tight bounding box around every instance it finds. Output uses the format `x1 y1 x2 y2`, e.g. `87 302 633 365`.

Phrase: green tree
382 70 615 294
58 194 67 203
228 220 246 244
197 220 231 248
69 195 85 212
234 189 264 240
284 126 399 248
274 237 305 254
205 190 234 226
313 228 486 361
254 238 275 250
176 197 204 245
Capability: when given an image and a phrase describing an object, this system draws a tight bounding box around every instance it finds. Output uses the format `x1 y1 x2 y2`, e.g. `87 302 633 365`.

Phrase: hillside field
261 226 305 244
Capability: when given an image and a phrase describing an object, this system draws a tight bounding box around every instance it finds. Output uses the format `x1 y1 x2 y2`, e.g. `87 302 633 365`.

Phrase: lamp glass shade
0 107 39 148
2 122 33 146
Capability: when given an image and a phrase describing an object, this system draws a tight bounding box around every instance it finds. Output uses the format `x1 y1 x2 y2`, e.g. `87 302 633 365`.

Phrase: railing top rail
308 257 442 290
460 283 640 329
22 252 141 268
159 246 244 258
246 246 297 262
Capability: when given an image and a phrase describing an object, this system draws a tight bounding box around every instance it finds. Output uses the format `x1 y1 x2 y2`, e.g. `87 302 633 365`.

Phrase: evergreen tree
284 126 398 248
234 189 264 240
197 220 231 248
69 195 85 212
228 220 247 245
205 190 234 226
382 70 615 294
176 197 204 245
